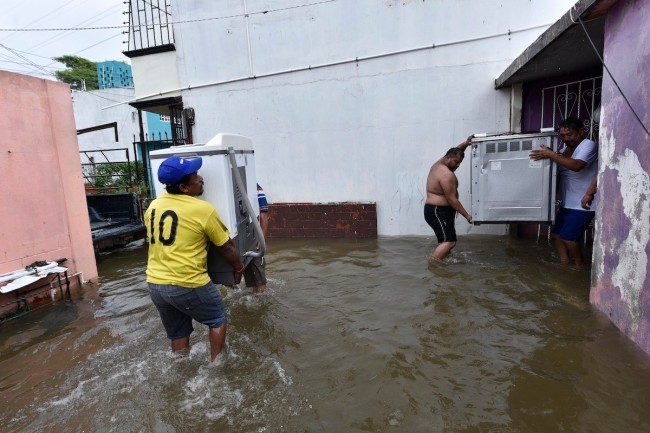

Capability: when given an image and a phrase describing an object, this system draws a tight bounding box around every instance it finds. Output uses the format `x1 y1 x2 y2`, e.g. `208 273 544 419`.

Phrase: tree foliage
53 55 98 90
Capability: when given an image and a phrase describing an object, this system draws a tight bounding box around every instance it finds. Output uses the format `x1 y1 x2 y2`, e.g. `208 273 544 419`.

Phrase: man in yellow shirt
144 155 244 362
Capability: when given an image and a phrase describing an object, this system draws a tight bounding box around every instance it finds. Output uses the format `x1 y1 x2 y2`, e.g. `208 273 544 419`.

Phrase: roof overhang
128 96 182 114
495 0 621 89
123 43 176 59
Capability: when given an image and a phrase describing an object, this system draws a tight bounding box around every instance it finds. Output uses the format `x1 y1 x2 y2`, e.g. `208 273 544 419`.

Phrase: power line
0 67 52 77
39 32 124 71
27 3 122 52
571 8 649 137
73 89 127 103
0 0 338 32
0 31 126 81
0 58 60 70
0 2 124 77
0 43 55 77
69 32 123 57
0 47 56 60
0 0 335 78
0 0 83 42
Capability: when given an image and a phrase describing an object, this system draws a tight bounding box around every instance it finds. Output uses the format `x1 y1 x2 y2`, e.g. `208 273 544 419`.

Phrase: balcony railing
125 0 174 53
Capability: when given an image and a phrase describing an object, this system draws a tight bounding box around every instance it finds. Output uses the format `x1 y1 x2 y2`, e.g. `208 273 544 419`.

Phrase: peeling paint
599 123 650 330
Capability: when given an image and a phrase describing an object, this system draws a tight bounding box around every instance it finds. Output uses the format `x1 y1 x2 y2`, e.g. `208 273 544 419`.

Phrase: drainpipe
243 0 255 77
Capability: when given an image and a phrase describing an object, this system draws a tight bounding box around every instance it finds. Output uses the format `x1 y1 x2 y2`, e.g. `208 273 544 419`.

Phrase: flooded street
1 235 650 432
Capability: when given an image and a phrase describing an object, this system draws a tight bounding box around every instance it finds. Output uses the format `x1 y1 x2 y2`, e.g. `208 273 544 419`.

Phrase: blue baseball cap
157 156 203 185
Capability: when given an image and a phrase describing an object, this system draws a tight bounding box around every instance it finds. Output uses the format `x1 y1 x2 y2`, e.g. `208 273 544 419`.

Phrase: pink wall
0 72 98 285
590 0 650 355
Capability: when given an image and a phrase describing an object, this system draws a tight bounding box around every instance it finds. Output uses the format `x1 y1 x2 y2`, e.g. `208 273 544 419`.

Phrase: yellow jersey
144 193 230 288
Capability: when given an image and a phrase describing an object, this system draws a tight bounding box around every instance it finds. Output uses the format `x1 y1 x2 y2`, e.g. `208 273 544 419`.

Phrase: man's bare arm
259 212 269 238
456 135 474 152
440 174 472 223
530 146 588 172
216 238 245 284
581 177 598 209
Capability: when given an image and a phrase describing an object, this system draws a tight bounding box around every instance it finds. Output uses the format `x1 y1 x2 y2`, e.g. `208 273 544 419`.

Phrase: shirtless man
424 135 474 261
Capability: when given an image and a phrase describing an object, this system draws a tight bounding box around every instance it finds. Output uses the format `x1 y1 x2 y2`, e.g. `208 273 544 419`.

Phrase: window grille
540 77 602 140
125 0 174 52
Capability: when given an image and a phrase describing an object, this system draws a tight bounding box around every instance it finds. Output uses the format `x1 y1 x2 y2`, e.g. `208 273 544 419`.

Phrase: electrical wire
73 90 127 103
0 58 60 70
0 0 83 42
0 47 56 60
571 7 650 137
0 0 338 32
27 3 122 52
0 67 52 77
0 43 55 77
0 34 126 85
70 32 123 56
39 32 123 73
0 1 123 78
1 0 335 79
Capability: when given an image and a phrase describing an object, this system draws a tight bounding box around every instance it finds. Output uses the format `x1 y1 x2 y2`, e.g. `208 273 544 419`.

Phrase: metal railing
125 0 174 52
81 148 139 194
540 76 602 140
132 134 181 197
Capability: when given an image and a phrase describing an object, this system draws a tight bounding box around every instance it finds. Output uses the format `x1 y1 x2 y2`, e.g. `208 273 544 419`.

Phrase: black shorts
243 256 267 287
424 204 457 243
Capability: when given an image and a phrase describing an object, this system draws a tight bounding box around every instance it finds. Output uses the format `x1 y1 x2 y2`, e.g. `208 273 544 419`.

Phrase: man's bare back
423 136 474 261
426 160 458 206
425 149 468 222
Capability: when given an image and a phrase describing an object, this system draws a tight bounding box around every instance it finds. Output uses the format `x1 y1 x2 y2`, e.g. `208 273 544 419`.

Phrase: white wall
166 0 574 236
72 88 143 163
131 51 181 102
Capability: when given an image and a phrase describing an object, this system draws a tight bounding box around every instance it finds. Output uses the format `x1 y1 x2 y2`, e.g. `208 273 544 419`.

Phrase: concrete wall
0 71 98 284
165 0 574 236
72 88 142 163
131 51 180 102
591 0 650 355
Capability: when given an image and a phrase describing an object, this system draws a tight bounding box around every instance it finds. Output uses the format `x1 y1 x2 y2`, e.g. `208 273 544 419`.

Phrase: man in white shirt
530 117 598 268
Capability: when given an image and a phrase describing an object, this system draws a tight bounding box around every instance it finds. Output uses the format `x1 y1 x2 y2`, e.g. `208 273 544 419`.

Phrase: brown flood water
1 235 650 433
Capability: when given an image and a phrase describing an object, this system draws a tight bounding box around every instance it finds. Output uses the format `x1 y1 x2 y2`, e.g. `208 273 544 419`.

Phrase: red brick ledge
267 203 377 239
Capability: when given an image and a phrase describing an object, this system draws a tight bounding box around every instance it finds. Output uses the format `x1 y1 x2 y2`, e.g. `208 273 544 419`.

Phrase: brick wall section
267 203 377 238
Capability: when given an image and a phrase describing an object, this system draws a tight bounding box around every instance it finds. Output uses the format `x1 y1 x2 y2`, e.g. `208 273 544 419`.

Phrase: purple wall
522 70 602 133
590 0 650 356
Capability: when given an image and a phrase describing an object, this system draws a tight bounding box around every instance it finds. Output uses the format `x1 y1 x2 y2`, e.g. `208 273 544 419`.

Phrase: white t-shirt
557 138 598 210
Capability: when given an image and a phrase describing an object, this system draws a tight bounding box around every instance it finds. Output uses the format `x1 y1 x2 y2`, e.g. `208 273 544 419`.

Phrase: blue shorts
148 281 227 340
553 207 595 241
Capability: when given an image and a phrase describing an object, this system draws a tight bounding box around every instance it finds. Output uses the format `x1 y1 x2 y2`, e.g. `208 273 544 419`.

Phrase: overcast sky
0 0 128 80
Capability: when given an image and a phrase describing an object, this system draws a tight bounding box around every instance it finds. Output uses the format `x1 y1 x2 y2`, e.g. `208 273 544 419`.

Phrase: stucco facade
0 72 98 299
128 0 574 236
591 0 650 354
73 87 143 164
